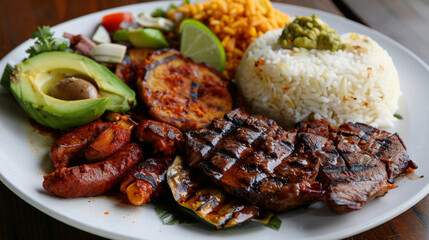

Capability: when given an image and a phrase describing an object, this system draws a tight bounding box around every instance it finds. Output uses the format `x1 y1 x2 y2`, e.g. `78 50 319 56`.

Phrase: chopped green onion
266 215 282 230
394 114 403 120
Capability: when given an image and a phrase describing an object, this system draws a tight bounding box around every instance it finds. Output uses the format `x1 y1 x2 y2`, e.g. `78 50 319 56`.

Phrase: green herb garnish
26 26 71 58
151 8 166 18
154 197 282 230
154 198 198 225
266 215 282 230
394 114 403 120
151 0 189 18
0 63 13 91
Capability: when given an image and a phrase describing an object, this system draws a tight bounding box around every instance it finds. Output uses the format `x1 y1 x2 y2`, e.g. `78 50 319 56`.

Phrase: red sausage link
120 155 174 205
43 143 143 198
134 119 184 155
84 125 131 162
50 122 111 169
84 117 137 163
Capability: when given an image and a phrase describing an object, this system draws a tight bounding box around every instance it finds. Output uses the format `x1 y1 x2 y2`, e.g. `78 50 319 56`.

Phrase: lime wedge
128 28 169 49
179 19 226 72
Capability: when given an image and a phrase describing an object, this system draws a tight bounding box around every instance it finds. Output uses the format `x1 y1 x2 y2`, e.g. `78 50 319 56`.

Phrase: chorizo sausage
50 122 111 169
134 119 183 155
43 143 143 198
120 155 174 205
84 117 136 162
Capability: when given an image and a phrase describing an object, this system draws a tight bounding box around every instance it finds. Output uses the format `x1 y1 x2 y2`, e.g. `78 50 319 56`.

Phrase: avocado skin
13 94 110 130
10 51 136 130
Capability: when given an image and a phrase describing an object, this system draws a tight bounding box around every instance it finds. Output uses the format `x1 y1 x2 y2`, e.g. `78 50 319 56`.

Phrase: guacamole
278 14 345 51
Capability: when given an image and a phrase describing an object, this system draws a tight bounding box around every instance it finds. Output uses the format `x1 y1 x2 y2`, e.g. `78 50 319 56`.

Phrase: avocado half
10 51 136 130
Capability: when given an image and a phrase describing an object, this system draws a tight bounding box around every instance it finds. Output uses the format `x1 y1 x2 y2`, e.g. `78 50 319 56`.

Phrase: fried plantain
137 49 232 131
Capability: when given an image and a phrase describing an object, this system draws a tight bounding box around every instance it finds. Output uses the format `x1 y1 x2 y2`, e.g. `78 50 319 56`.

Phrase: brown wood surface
0 0 428 239
342 0 429 65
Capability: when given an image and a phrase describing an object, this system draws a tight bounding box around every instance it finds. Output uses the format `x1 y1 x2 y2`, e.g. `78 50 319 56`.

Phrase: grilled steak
298 120 417 212
184 109 325 212
184 109 417 213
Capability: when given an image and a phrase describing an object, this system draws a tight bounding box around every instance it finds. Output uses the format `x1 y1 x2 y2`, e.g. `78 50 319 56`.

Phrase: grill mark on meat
309 120 416 212
217 209 237 228
195 196 213 212
321 165 348 174
349 164 374 172
235 127 261 145
185 110 417 213
212 118 236 132
134 173 158 189
219 204 251 228
148 124 165 137
279 141 294 152
185 109 324 212
377 138 392 152
298 133 327 152
190 81 199 102
167 129 177 140
183 190 198 203
206 153 237 178
192 130 218 137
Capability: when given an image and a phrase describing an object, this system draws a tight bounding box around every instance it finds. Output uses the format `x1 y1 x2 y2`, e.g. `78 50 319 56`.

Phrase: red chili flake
379 158 394 163
254 59 266 67
104 212 109 215
387 182 398 189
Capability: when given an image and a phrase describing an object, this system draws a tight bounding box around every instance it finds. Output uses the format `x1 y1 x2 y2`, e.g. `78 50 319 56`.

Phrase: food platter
1 1 429 239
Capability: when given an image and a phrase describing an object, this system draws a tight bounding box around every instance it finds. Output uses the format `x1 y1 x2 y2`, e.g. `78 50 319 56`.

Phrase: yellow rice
167 0 291 79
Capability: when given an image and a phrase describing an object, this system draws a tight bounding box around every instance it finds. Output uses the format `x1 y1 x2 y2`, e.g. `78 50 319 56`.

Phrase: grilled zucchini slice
167 155 275 229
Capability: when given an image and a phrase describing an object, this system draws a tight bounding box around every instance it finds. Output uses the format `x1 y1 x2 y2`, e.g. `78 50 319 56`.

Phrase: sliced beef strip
298 121 417 212
184 109 324 212
335 123 417 182
339 123 418 182
323 180 391 213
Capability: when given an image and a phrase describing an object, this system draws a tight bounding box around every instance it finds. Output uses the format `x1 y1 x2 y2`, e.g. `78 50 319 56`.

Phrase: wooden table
0 0 428 239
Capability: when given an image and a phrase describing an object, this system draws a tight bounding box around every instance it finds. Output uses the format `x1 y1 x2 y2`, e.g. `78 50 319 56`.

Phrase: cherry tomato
102 12 133 32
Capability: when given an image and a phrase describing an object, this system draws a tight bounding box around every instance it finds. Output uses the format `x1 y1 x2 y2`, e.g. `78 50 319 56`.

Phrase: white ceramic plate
1 1 428 240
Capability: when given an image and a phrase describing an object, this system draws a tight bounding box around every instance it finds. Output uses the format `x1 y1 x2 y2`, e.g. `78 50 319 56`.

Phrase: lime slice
113 29 130 42
179 19 226 72
128 28 169 49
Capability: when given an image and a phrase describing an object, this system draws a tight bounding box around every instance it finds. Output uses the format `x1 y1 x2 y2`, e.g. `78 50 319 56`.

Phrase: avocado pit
50 77 99 100
9 51 136 130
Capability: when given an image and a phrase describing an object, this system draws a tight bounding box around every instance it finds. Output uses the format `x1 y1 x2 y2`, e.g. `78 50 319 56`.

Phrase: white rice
235 29 401 129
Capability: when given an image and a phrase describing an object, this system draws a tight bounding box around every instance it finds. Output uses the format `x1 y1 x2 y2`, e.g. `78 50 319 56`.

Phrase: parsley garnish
394 114 403 120
151 0 190 18
26 26 71 58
